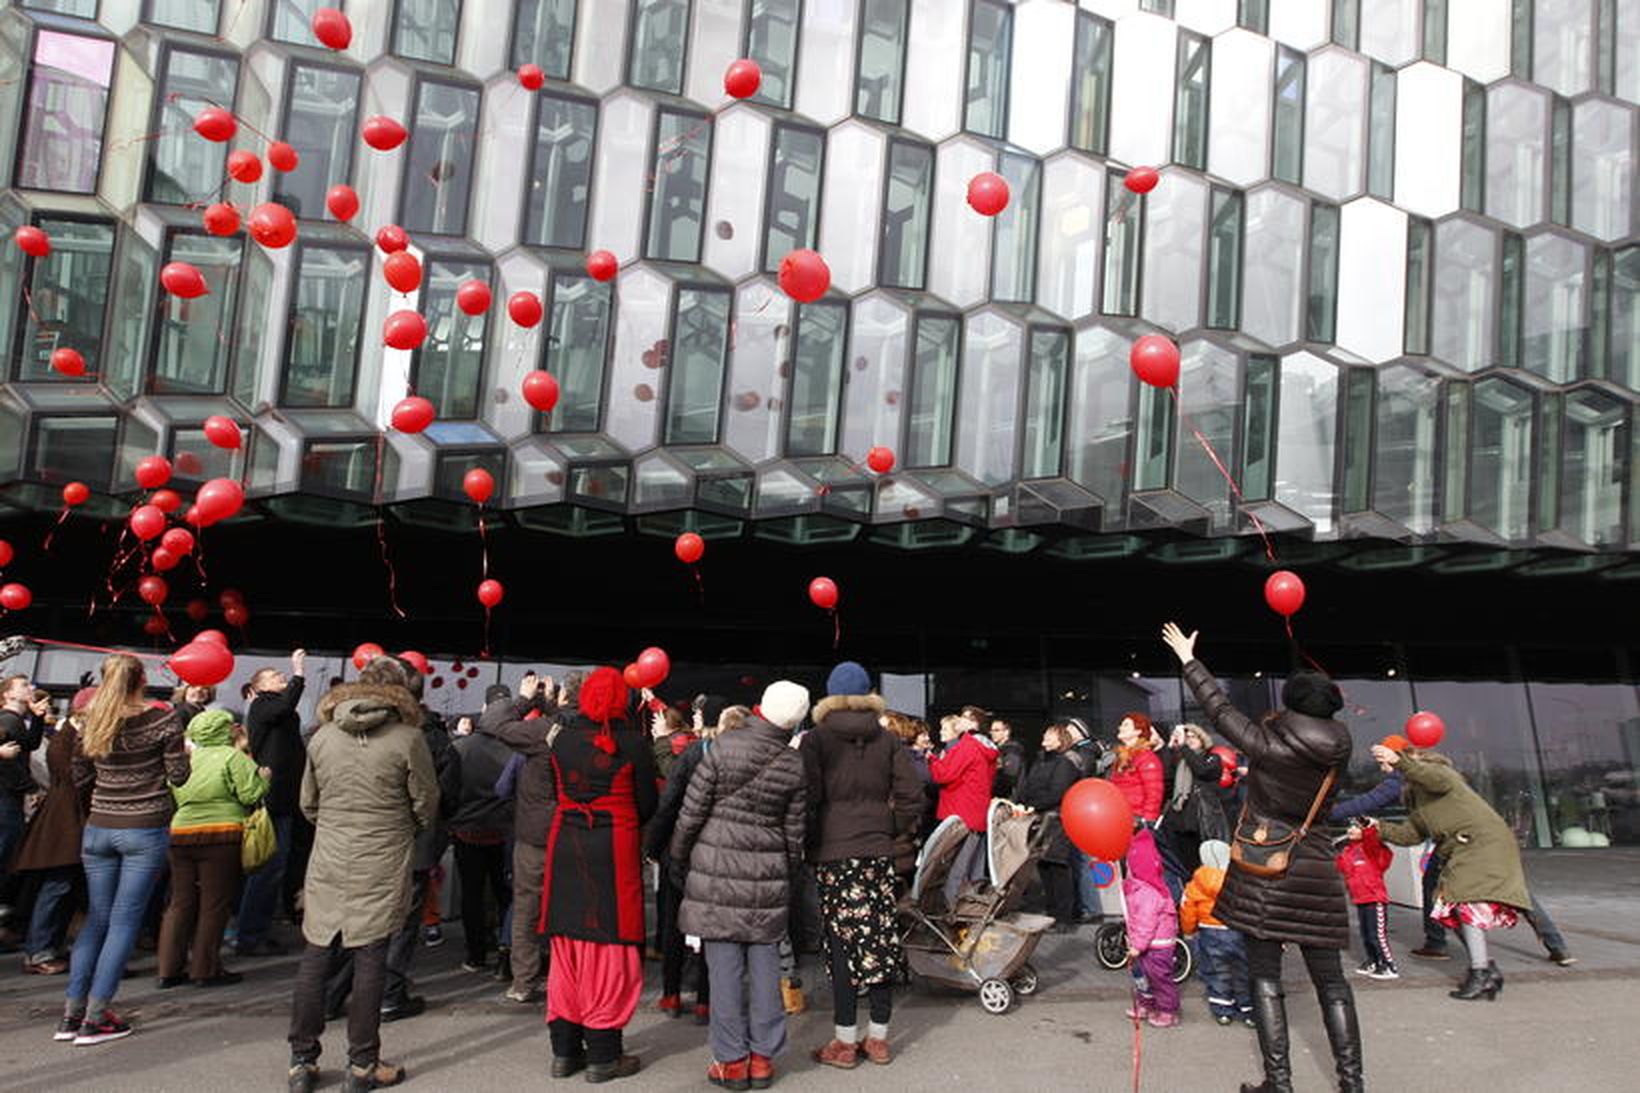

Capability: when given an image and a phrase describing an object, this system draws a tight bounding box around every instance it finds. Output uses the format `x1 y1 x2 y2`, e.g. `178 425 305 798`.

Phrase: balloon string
691 564 705 608
1167 387 1276 563
1283 616 1329 676
41 506 70 551
23 636 169 662
481 605 492 660
152 607 176 645
478 507 490 581
370 433 405 619
831 608 840 650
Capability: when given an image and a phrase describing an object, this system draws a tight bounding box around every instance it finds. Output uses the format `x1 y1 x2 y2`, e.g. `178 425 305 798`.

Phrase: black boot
1449 965 1496 1001
549 1018 586 1078
1483 961 1504 998
1318 980 1365 1092
1239 978 1294 1093
583 1027 640 1083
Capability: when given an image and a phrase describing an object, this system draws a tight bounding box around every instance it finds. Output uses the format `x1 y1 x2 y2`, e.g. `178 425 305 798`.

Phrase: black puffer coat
670 716 807 943
799 694 925 863
1183 660 1351 949
1017 749 1080 864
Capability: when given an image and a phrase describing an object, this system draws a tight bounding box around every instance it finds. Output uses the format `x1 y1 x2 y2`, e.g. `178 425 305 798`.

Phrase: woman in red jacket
927 707 999 906
1110 712 1164 823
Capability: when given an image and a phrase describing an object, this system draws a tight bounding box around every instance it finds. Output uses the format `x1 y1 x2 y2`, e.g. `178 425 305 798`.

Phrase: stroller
899 801 1055 1014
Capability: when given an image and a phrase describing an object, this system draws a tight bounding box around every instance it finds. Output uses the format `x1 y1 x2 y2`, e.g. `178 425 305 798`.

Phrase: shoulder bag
1229 769 1335 878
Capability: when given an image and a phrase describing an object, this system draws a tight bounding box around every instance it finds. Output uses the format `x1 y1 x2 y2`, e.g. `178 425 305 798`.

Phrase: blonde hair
81 654 146 760
940 714 966 737
1178 723 1213 750
882 710 918 744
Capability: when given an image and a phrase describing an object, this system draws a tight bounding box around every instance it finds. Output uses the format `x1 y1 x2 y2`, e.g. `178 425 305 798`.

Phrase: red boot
748 1053 774 1089
657 994 682 1018
707 1057 750 1091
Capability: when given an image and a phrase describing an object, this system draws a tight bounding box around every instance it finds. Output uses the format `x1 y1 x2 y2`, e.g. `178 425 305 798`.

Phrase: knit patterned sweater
74 706 191 829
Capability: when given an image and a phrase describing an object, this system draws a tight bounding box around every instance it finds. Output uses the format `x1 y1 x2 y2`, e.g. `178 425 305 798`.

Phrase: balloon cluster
622 647 671 690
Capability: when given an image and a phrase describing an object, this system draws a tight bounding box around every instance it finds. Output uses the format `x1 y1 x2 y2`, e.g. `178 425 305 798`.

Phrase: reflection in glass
1560 390 1626 545
393 0 462 66
1422 0 1447 63
1307 202 1340 343
105 231 155 402
1460 79 1485 212
282 246 367 407
1242 189 1305 346
153 233 241 395
14 218 113 381
1550 96 1571 225
1485 85 1546 228
512 0 576 78
1242 354 1276 501
1519 234 1587 382
1538 390 1561 532
1304 51 1365 199
879 139 933 290
147 50 239 205
1172 32 1210 171
1572 100 1633 241
1499 231 1523 368
1206 188 1243 330
956 313 1021 486
991 153 1041 305
1341 368 1373 511
271 0 324 43
1470 377 1534 539
231 248 271 408
1533 0 1593 95
665 288 732 445
906 314 959 468
1373 367 1439 531
17 31 115 194
629 0 690 94
546 275 613 432
1175 344 1239 523
1527 682 1640 847
1101 172 1141 317
275 65 361 221
1442 381 1469 522
30 416 117 487
22 0 98 15
1133 384 1173 492
1275 353 1337 532
1238 0 1269 34
646 109 712 263
1367 62 1395 199
1068 327 1130 505
1271 47 1304 185
402 81 480 237
787 302 849 456
1021 330 1068 479
1611 247 1638 389
1331 0 1359 48
147 0 218 33
856 0 910 125
1432 219 1496 372
1414 680 1549 847
763 124 823 273
964 0 1011 140
412 260 488 419
525 93 597 249
745 0 801 109
1069 11 1114 155
1404 217 1433 355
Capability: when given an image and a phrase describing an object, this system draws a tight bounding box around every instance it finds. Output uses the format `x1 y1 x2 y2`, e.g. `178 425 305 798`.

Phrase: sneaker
25 958 68 975
1123 1001 1153 1021
1353 960 1376 976
1215 1014 1233 1026
461 959 487 974
1146 1012 1181 1029
1410 946 1451 961
288 1062 320 1093
73 1009 132 1046
53 1016 82 1042
379 996 425 1023
1547 949 1577 967
422 925 444 948
504 985 544 1005
1369 962 1400 980
1243 1016 1257 1028
343 1059 405 1091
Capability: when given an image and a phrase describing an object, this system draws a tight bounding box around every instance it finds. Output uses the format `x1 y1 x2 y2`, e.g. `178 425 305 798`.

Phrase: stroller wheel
1094 923 1128 971
1010 963 1039 997
978 977 1014 1015
1170 937 1194 984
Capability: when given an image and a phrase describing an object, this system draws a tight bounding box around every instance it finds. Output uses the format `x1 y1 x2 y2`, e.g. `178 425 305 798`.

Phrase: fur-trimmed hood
812 692 885 730
317 682 422 733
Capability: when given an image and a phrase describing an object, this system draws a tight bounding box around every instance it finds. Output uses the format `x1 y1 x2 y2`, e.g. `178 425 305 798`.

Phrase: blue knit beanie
825 661 871 697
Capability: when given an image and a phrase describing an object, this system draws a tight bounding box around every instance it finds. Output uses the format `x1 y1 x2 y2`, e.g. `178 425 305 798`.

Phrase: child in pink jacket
1122 827 1181 1028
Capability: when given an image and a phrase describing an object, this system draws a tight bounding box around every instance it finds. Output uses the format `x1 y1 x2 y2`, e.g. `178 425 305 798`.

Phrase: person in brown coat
1162 623 1363 1093
12 688 97 974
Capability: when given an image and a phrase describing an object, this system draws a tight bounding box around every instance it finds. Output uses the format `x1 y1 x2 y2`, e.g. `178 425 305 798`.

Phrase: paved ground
1 849 1634 1092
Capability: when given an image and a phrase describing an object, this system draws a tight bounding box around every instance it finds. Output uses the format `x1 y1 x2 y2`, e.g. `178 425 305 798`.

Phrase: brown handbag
1230 769 1336 878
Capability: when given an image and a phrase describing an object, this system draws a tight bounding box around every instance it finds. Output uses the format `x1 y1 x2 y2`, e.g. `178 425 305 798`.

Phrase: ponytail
81 653 146 759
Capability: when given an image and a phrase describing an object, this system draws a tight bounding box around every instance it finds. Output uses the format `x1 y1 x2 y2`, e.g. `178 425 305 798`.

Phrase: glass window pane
1406 679 1551 846
1133 383 1173 491
22 0 99 15
153 233 241 395
1441 381 1468 521
629 0 690 95
1572 100 1633 242
1021 330 1068 479
1367 62 1396 199
1331 0 1360 49
1175 344 1240 524
393 0 462 66
1521 233 1586 382
1500 230 1524 368
1239 0 1269 34
1549 95 1571 226
1102 170 1142 317
1470 377 1534 539
146 0 219 33
1172 32 1210 171
1373 366 1440 531
231 248 271 408
524 92 597 250
1422 0 1447 63
270 0 324 44
1206 187 1243 330
1242 354 1277 501
1533 0 1594 94
1304 51 1366 199
30 416 117 488
546 274 613 432
1612 246 1638 390
1432 219 1496 372
275 65 360 221
1069 12 1114 155
762 124 823 273
1485 84 1546 228
1341 367 1373 511
646 109 712 263
665 288 732 444
402 80 480 237
281 245 367 407
1561 391 1627 545
1275 352 1338 532
1528 681 1640 846
1140 0 1174 13
991 153 1041 304
1460 78 1485 212
1538 389 1561 532
964 0 1011 139
13 218 113 382
1272 47 1305 185
16 31 114 194
745 0 801 110
105 230 155 402
1404 216 1433 355
1243 188 1306 346
906 313 958 468
879 139 933 290
147 50 239 205
1307 202 1340 343
412 260 488 419
512 0 576 79
856 0 909 124
786 301 849 456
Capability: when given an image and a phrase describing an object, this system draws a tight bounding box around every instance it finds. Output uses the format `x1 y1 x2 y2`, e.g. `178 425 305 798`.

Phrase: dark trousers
24 865 82 961
236 814 292 947
158 840 241 980
1039 861 1075 924
828 935 890 1028
452 838 510 965
658 863 708 1003
1356 902 1392 967
1195 927 1251 1019
290 934 389 1068
326 868 431 1012
1247 937 1350 992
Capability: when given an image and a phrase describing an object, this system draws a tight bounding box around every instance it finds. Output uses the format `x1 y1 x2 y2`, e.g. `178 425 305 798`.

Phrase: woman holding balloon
1160 622 1363 1093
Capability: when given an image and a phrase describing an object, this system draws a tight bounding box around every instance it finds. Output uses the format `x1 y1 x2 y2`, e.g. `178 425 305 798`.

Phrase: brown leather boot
861 1037 892 1065
811 1039 860 1070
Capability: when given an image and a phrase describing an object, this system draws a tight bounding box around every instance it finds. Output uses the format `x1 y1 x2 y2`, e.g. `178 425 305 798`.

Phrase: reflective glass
30 416 116 488
524 92 597 250
1239 0 1269 33
1144 172 1206 332
1206 187 1243 330
1485 85 1547 228
512 0 577 78
270 0 324 43
1460 78 1486 212
1341 368 1373 511
1242 354 1277 500
16 31 114 195
153 233 241 395
1373 366 1439 531
1367 62 1396 200
763 124 823 273
1422 0 1447 62
964 0 1011 140
1533 0 1594 95
1613 246 1638 389
1243 188 1305 346
1442 381 1469 521
21 0 98 15
1499 231 1524 368
12 218 113 382
1560 390 1625 545
746 0 801 109
1069 11 1114 155
147 50 239 205
147 0 218 33
1404 217 1433 355
879 139 933 290
546 275 613 432
629 0 690 95
1101 171 1142 317
646 109 712 263
665 287 732 444
1271 47 1305 185
275 65 361 221
906 313 959 468
1432 219 1496 372
1520 233 1586 383
282 246 367 408
105 231 155 402
231 248 271 408
1140 0 1175 14
1414 680 1548 846
956 312 1022 486
1172 31 1210 171
786 301 849 456
412 260 488 419
393 0 462 66
1470 377 1534 539
402 81 479 237
839 295 907 462
1275 352 1337 532
1133 383 1173 491
1571 100 1632 241
1304 50 1366 200
1331 0 1359 48
1306 202 1340 343
1068 326 1131 505
991 153 1040 304
1527 681 1640 846
1174 344 1239 523
855 0 909 125
1021 329 1069 479
1550 96 1571 226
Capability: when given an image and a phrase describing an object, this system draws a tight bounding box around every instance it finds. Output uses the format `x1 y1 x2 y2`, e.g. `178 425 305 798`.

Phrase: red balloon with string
248 202 297 248
151 548 179 572
151 489 181 514
636 647 671 687
326 185 360 222
521 371 559 413
195 478 245 524
311 7 352 49
267 141 299 172
463 468 495 504
383 310 427 350
456 280 491 316
966 172 1010 216
194 628 228 646
391 395 435 434
351 642 384 670
508 291 543 328
1404 711 1445 749
674 533 704 565
376 225 410 253
143 614 168 637
623 663 644 689
362 116 407 151
50 348 85 377
1264 570 1306 617
63 482 90 506
1060 778 1136 861
226 150 263 183
202 203 240 236
518 64 545 90
399 650 430 675
135 456 172 490
161 528 195 556
477 579 504 608
1129 334 1180 388
171 640 234 686
585 250 618 282
223 603 249 628
137 576 168 606
192 107 236 143
724 59 762 99
383 251 421 293
1209 745 1239 788
778 249 830 303
161 262 209 298
0 583 31 612
808 577 838 610
1124 166 1160 194
185 598 209 622
0 541 11 567
203 415 241 449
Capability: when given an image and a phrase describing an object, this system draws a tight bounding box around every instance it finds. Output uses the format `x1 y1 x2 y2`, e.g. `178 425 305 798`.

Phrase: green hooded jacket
171 709 270 832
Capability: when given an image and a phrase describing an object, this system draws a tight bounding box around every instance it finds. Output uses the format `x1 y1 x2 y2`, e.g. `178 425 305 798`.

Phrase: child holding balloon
1121 828 1182 1028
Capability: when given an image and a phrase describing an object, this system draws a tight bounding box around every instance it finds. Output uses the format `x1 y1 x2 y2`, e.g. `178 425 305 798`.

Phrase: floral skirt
1431 896 1520 932
815 856 904 987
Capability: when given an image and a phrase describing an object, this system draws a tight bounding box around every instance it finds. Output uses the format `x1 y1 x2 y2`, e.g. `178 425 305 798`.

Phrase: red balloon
196 477 245 524
1060 778 1136 860
383 310 428 350
383 251 422 294
171 640 234 686
143 614 169 637
521 371 560 413
135 456 172 490
161 527 195 556
1263 569 1306 618
866 446 895 474
311 6 352 50
352 642 384 670
507 291 543 328
376 225 410 253
267 141 299 172
219 587 244 607
184 505 205 527
636 647 671 687
462 467 495 505
203 415 241 450
362 116 407 151
50 347 85 377
966 171 1010 216
585 250 618 282
325 184 360 222
477 579 504 608
186 597 209 622
455 280 492 316
724 58 762 99
152 547 179 572
192 107 236 143
518 64 545 90
808 576 839 610
151 489 182 514
398 650 430 675
223 603 249 628
623 663 644 689
202 202 240 236
15 225 50 259
226 150 263 183
391 395 435 433
1209 745 1239 788
0 583 33 612
248 202 297 248
137 575 169 606
175 451 203 475
62 481 90 506
0 540 12 567
1124 166 1161 194
1129 334 1180 388
778 249 830 303
161 261 209 298
674 532 704 565
1404 711 1446 749
196 628 229 646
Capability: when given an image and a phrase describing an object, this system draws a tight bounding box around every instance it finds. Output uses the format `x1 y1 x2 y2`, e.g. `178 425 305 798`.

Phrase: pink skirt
545 937 642 1029
1430 897 1520 931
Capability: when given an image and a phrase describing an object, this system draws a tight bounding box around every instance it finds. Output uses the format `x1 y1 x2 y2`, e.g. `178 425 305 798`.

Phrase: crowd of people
0 632 1580 1092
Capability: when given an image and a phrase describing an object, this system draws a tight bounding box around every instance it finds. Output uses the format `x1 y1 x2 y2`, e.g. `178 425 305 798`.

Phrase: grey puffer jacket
670 715 807 944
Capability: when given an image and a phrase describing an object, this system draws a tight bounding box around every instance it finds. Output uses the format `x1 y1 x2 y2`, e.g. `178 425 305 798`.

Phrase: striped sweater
73 706 190 829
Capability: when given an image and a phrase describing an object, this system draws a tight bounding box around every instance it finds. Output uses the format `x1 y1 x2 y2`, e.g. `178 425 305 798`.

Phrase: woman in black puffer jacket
1162 623 1362 1093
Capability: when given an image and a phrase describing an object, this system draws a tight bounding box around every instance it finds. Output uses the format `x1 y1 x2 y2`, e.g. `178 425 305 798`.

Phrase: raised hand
1160 622 1198 665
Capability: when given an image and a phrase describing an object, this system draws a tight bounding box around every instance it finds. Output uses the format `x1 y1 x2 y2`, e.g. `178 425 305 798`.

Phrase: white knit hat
1199 839 1231 872
759 680 811 731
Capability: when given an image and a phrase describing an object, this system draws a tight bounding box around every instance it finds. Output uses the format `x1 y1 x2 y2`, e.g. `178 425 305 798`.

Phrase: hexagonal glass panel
402 80 480 238
11 216 113 383
282 243 369 408
146 48 239 206
1560 388 1627 546
1470 377 1535 541
1275 352 1338 533
15 30 113 195
513 0 578 78
1431 219 1497 373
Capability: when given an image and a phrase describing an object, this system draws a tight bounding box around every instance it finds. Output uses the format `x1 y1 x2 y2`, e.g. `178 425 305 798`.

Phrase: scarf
1170 751 1195 813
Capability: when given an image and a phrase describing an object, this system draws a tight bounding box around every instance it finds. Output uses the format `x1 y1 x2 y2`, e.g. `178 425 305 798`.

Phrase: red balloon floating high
518 64 545 90
137 575 169 607
196 628 229 646
391 395 435 434
192 107 236 143
1060 778 1137 861
161 261 208 298
585 250 618 282
398 650 431 675
383 251 422 293
0 541 11 568
724 58 762 99
0 584 33 612
195 477 245 524
62 482 90 506
622 663 644 690
161 527 195 556
383 310 428 350
376 225 410 253
1124 166 1161 194
866 446 895 474
507 291 543 328
171 640 234 686
151 489 181 514
14 225 50 257
778 249 830 303
135 455 172 490
674 532 704 565
521 371 559 413
50 348 85 377
202 202 240 236
352 642 384 670
226 150 263 183
455 280 492 316
129 504 166 541
808 576 839 610
326 184 360 222
1129 333 1181 388
476 579 504 608
462 467 495 505
1404 711 1446 749
203 415 241 450
362 116 408 151
1263 569 1306 617
267 141 299 172
311 6 352 50
248 202 297 248
223 602 249 628
185 597 209 622
152 547 180 572
966 171 1011 216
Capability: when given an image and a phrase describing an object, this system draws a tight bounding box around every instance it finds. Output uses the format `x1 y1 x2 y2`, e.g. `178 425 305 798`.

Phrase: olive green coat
1377 753 1530 910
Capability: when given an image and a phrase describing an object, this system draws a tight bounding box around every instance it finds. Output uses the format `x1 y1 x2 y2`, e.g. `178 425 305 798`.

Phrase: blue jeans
1196 927 1251 1019
235 814 292 947
1072 848 1101 918
67 825 170 1006
26 866 79 960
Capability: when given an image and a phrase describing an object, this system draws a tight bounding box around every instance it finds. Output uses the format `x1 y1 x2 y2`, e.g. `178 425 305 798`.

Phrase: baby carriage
899 801 1055 1014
